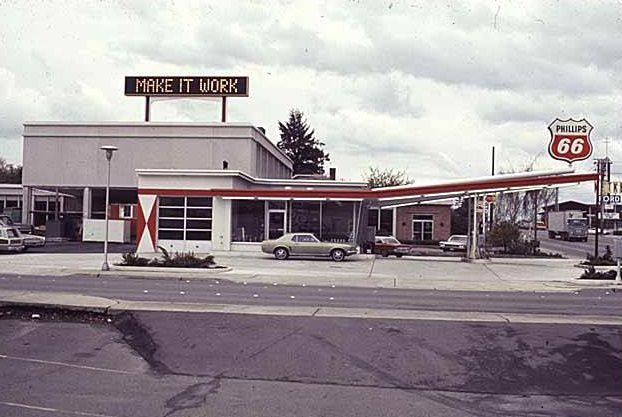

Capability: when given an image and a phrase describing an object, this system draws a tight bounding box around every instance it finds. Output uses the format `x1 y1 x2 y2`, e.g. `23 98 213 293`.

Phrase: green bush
581 245 616 266
117 246 216 268
488 221 522 253
580 265 617 280
120 252 151 266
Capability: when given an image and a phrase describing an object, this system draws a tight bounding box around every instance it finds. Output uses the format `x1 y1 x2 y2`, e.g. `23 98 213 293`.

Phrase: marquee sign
547 118 593 164
124 76 249 97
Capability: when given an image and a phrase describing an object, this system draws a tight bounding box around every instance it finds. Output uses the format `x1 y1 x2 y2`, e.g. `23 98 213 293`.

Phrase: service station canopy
124 76 249 97
138 169 598 208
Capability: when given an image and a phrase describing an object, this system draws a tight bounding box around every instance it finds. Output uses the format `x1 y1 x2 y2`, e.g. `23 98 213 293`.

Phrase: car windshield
568 219 587 226
449 236 467 242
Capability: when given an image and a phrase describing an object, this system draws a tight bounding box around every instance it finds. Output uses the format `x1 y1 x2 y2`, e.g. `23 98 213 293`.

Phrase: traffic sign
548 118 593 163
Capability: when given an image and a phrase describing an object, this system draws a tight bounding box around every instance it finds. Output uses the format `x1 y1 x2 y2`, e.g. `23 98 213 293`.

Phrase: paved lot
0 245 617 292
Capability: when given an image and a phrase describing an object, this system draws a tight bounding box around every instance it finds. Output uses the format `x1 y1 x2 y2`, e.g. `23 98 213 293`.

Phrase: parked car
0 225 25 253
588 228 611 235
260 233 358 262
20 232 46 250
0 214 33 235
439 234 468 252
373 236 411 258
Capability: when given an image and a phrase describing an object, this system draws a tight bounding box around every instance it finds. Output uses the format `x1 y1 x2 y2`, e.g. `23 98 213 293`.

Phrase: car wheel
396 254 403 258
274 247 289 260
330 248 346 262
20 247 28 253
381 250 389 257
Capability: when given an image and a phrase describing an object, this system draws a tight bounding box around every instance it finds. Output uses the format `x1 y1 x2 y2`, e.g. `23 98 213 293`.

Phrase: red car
373 236 412 258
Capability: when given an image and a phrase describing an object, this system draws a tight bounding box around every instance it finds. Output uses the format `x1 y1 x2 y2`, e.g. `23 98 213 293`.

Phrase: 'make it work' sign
124 76 249 97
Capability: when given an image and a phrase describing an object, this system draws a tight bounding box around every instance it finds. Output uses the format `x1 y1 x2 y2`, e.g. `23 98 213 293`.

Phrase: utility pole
489 146 495 230
594 158 611 259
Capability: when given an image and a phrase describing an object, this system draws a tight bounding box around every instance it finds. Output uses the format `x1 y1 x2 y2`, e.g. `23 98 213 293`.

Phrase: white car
439 235 468 252
0 225 25 252
20 232 46 250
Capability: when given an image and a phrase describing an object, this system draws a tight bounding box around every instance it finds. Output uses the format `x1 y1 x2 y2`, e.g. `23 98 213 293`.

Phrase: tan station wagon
261 233 358 262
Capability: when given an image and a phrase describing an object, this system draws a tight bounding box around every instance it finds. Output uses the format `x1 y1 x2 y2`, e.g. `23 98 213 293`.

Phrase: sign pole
145 96 151 122
221 96 227 122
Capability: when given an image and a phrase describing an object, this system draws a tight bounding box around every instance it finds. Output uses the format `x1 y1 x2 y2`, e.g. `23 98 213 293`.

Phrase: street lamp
100 145 118 271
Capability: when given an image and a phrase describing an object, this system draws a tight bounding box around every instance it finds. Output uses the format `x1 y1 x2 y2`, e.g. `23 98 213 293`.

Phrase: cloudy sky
1 0 621 202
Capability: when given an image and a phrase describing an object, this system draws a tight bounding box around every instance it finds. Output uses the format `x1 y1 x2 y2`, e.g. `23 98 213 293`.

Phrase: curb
110 265 232 274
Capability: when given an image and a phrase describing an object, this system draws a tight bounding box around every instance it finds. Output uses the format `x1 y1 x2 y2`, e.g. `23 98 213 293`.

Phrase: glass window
159 230 184 240
187 219 212 229
323 201 354 242
291 201 320 236
295 234 319 243
160 197 185 207
120 205 133 218
157 196 213 242
159 219 184 229
187 197 213 207
412 214 434 240
413 215 434 220
186 231 211 241
379 208 393 236
368 208 379 228
159 208 184 218
268 201 286 210
231 200 265 242
186 208 211 218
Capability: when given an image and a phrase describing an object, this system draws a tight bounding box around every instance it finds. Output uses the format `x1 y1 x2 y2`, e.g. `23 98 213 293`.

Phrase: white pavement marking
0 354 140 375
0 401 123 417
110 301 622 325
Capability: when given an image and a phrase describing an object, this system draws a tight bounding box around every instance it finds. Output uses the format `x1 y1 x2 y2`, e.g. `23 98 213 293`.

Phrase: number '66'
556 138 584 154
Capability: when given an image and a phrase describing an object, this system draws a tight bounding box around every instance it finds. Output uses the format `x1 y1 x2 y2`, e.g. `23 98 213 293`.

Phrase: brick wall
395 204 451 241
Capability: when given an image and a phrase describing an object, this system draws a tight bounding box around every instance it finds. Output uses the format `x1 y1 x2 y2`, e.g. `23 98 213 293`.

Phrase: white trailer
547 210 588 241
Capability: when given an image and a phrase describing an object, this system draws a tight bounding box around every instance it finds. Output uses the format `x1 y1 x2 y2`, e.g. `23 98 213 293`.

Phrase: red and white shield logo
548 118 593 164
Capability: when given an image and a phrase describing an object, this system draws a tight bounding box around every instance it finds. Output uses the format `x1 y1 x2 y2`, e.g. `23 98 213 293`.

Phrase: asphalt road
537 230 621 259
1 273 621 316
0 309 620 417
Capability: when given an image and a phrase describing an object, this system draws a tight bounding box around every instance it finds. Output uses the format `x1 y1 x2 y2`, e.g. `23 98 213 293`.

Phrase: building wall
23 123 293 188
395 204 451 241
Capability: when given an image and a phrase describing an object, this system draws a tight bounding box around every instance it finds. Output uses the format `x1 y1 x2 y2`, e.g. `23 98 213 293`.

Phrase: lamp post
100 145 118 271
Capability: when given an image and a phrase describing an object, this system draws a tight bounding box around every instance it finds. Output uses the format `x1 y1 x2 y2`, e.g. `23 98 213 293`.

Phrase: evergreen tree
0 158 22 184
277 109 330 175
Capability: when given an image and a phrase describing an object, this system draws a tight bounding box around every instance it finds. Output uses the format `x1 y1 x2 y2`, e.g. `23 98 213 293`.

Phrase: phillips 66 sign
548 118 593 164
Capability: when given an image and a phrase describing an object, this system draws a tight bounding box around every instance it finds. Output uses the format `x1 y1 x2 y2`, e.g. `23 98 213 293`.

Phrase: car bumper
24 241 45 248
0 244 25 252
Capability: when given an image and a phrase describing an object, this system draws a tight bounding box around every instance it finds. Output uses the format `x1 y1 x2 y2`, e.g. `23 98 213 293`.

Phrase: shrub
582 245 616 266
488 221 523 253
120 252 151 266
580 265 617 280
117 246 217 269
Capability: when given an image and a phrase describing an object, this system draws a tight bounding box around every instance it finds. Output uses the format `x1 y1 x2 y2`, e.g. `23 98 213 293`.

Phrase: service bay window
412 214 434 241
158 196 213 241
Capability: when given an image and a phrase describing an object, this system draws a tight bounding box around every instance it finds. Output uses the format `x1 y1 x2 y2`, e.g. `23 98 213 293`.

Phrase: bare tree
494 158 557 228
363 167 413 188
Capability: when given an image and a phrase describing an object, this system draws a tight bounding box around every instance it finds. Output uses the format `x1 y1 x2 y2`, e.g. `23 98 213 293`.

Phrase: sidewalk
0 250 618 292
